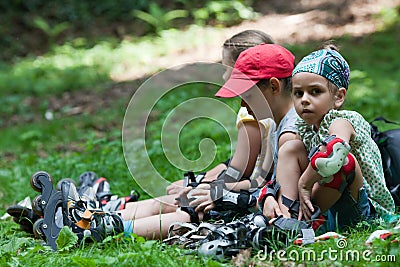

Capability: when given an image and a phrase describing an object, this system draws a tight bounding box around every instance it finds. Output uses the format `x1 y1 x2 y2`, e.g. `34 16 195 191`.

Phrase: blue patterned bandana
292 49 350 89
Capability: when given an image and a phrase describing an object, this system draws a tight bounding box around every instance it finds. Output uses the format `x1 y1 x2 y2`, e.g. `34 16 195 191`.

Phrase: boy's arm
261 131 297 218
298 118 355 220
328 118 355 143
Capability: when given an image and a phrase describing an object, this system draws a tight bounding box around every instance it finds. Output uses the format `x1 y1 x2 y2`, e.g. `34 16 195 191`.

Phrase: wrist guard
217 166 242 184
183 171 206 188
210 180 257 214
257 180 280 208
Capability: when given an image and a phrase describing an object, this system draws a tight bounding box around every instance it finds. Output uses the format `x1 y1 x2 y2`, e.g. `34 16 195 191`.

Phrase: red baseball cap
215 44 295 98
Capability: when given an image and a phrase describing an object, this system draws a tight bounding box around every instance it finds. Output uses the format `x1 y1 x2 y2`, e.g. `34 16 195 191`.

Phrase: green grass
1 9 400 267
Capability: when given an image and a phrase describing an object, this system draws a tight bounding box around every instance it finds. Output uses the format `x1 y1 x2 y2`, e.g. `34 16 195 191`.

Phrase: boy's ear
334 88 346 108
269 77 281 94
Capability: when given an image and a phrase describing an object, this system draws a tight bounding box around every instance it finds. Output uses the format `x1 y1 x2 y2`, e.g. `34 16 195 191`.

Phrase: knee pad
309 135 353 179
210 180 257 214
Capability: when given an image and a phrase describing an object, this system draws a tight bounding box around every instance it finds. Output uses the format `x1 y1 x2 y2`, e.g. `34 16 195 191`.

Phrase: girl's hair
223 30 274 62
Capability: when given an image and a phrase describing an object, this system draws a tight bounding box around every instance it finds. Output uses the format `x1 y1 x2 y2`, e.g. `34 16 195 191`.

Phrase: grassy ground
1 14 400 267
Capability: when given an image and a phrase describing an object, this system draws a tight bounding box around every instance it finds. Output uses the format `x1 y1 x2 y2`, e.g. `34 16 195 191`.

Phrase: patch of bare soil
6 0 400 128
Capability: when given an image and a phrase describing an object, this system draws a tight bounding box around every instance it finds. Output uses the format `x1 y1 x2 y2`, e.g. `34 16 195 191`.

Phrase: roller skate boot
31 171 123 250
56 171 140 212
30 171 69 249
77 171 140 212
6 196 41 234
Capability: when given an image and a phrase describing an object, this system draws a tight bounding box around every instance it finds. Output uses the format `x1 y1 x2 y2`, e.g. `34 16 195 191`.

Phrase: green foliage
0 0 256 61
132 3 189 34
192 0 259 26
144 83 239 181
0 4 399 266
0 25 226 102
32 16 70 46
341 22 400 122
0 43 111 97
378 6 400 28
56 226 79 251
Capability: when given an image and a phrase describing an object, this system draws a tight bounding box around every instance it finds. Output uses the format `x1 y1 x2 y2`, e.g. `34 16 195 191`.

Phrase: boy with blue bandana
273 44 395 231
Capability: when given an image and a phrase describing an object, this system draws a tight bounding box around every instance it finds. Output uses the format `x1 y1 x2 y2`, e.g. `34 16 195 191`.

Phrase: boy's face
292 72 338 128
240 85 272 120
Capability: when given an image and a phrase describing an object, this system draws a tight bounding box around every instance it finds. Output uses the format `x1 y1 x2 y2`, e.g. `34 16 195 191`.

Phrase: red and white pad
310 136 356 191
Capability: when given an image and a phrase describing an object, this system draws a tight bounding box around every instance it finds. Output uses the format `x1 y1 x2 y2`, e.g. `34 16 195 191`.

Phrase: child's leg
124 209 192 239
119 194 178 220
311 152 366 231
275 140 309 218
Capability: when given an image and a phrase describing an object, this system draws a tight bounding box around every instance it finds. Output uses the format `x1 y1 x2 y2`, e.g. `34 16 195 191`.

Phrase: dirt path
6 0 400 127
116 0 399 81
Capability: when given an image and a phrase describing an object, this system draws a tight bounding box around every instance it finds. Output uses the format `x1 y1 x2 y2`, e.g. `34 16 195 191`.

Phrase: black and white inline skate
30 171 124 250
57 171 140 212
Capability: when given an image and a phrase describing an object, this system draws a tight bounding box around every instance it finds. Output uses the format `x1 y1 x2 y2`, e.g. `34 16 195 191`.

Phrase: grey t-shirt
270 107 298 179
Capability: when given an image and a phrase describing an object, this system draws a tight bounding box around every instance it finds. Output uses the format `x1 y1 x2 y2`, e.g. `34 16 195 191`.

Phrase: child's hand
166 180 184 195
263 196 283 219
187 184 215 213
298 181 314 220
174 187 193 206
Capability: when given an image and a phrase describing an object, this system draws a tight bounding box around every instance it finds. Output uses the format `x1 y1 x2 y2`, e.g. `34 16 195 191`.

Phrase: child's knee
278 139 306 157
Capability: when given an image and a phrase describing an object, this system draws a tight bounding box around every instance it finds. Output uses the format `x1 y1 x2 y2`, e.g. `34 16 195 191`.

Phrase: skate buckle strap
300 228 316 245
293 228 316 245
258 179 280 209
180 206 200 224
183 171 207 188
281 195 300 218
210 180 257 214
217 166 242 184
75 209 94 229
272 215 309 232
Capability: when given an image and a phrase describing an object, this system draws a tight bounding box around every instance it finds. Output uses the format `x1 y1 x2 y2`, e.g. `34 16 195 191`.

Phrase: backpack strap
371 117 400 125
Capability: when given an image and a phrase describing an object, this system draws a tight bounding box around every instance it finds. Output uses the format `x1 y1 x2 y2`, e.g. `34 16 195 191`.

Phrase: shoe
6 196 41 234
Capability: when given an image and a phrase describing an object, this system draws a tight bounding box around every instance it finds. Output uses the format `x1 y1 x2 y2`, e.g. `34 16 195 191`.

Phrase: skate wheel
33 218 46 240
56 178 76 191
30 171 53 192
32 195 44 216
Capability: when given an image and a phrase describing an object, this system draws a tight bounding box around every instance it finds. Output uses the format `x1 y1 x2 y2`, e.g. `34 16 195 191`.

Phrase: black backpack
370 117 400 206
